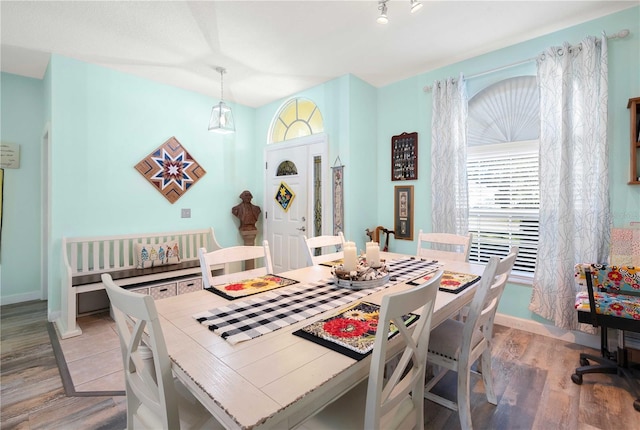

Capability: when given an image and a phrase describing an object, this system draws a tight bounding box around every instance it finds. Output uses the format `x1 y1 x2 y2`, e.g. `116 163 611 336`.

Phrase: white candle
366 241 380 266
343 243 357 272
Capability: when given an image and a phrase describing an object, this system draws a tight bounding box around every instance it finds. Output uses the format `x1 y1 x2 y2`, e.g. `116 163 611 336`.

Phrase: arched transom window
270 98 324 143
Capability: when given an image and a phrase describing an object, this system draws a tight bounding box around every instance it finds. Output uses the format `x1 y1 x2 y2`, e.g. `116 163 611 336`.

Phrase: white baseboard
495 313 599 350
0 291 43 306
49 310 61 324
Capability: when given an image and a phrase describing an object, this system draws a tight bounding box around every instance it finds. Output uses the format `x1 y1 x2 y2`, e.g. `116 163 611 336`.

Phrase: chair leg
618 362 640 413
457 364 473 430
480 349 497 405
579 352 610 367
126 385 138 429
572 351 618 385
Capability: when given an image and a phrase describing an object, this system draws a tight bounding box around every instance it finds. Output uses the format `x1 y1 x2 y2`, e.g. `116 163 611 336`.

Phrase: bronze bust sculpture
232 190 261 232
232 190 262 269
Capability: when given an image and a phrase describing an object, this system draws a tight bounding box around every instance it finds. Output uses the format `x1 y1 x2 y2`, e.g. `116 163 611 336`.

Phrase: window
467 76 540 280
467 141 539 277
276 160 298 176
270 98 324 143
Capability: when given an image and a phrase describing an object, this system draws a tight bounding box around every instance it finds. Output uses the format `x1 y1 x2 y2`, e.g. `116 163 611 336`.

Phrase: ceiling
1 1 636 108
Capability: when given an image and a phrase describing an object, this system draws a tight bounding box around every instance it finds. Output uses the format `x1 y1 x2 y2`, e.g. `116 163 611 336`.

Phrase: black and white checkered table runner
193 257 440 344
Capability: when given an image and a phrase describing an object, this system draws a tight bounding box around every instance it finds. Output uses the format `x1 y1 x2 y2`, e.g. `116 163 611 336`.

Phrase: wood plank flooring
1 300 638 429
1 301 125 429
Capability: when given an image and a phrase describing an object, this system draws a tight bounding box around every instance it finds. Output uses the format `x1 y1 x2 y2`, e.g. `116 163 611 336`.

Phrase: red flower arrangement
323 318 370 338
224 283 244 291
441 279 461 286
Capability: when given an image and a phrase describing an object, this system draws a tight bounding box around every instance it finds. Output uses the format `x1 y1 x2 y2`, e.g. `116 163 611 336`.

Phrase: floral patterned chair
573 264 640 411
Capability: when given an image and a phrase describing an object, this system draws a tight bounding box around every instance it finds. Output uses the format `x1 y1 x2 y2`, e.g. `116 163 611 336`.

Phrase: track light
377 1 388 24
376 0 423 24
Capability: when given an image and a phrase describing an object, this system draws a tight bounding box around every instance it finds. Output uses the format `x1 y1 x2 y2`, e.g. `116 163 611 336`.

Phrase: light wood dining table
154 252 484 429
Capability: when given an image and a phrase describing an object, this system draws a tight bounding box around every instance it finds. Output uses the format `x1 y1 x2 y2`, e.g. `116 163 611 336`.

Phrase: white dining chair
299 270 444 430
198 240 274 288
416 230 473 262
424 246 518 430
301 232 345 266
101 274 223 430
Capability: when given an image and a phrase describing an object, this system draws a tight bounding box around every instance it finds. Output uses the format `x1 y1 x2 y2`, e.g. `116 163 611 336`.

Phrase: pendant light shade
208 67 235 134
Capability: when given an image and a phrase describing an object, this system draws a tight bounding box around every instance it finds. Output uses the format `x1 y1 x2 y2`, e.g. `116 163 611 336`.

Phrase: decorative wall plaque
135 136 206 204
275 181 295 212
391 132 418 181
0 142 20 169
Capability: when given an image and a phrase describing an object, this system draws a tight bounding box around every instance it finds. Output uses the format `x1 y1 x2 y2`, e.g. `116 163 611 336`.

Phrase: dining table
154 252 485 429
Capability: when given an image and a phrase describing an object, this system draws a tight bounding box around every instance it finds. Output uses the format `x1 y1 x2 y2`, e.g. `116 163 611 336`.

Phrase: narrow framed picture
394 185 413 240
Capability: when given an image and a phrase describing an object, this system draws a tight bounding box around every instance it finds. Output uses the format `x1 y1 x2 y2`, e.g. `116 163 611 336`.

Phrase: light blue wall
45 55 259 314
0 73 44 303
346 76 379 247
1 7 638 326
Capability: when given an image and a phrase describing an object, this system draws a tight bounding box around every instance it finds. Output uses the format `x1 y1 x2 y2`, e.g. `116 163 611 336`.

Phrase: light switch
181 208 191 218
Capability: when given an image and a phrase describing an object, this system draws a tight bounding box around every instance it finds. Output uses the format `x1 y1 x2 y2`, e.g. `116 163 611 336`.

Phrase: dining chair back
198 240 274 289
425 246 518 430
301 232 345 266
102 274 222 430
299 270 443 430
416 230 472 262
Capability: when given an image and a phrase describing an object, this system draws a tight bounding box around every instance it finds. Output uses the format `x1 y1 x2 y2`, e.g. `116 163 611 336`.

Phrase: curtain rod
423 29 630 92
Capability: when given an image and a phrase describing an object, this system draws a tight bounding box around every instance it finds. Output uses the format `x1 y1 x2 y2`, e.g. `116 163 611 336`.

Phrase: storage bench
57 227 222 338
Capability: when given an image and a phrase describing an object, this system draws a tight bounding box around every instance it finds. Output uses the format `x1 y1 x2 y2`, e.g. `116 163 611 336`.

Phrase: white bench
57 227 222 339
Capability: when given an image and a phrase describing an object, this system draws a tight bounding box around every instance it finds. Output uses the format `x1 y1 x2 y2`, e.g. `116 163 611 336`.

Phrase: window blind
467 140 539 276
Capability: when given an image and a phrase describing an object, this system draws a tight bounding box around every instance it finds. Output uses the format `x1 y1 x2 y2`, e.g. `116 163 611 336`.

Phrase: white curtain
431 75 469 235
529 35 611 330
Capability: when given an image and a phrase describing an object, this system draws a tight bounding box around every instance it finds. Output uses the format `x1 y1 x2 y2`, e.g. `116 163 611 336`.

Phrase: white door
265 135 328 273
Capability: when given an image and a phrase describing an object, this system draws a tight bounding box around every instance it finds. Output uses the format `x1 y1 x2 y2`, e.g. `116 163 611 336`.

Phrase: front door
265 135 328 273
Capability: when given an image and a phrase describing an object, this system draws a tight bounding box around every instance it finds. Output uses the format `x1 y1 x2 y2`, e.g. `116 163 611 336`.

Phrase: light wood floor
1 300 638 429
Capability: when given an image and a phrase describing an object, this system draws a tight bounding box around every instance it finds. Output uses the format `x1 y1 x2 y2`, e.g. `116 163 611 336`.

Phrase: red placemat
293 301 419 360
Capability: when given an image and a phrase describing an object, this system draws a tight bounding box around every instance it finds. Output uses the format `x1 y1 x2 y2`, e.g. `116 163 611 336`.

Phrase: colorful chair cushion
574 264 640 321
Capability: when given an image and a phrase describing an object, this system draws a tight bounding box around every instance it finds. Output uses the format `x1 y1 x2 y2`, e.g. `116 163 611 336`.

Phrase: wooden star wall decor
134 136 206 204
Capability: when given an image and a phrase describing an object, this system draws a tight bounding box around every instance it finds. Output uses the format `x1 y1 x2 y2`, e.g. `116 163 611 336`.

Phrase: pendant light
208 66 235 134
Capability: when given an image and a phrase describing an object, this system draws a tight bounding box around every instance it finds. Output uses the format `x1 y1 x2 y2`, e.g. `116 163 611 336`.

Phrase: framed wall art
391 132 418 181
394 185 413 241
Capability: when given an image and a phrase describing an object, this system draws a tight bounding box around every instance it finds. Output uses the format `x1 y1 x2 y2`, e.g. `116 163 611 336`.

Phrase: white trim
0 292 43 306
41 122 51 301
495 313 599 350
508 273 533 285
49 310 61 324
